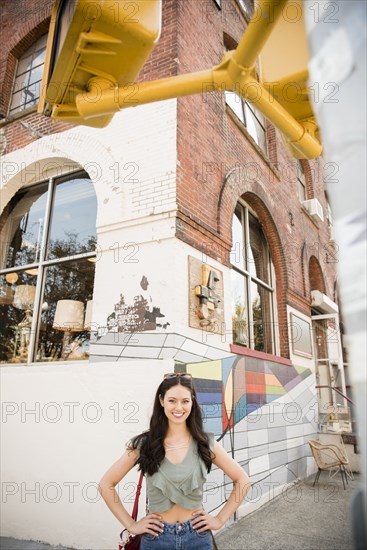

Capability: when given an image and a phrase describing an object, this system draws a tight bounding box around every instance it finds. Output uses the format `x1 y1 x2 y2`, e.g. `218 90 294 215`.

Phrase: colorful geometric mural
182 355 313 439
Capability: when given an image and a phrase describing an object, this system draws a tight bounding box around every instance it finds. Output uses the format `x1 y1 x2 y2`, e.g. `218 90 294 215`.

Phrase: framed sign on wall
290 313 313 358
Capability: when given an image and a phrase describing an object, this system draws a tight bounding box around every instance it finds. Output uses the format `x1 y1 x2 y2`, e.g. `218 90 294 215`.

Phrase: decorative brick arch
309 255 326 294
0 128 124 228
217 167 289 358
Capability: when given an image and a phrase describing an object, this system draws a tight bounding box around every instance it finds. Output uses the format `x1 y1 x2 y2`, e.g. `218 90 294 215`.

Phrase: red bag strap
131 470 144 521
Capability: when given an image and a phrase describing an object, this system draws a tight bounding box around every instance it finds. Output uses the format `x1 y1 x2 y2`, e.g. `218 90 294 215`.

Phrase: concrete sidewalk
1 473 358 550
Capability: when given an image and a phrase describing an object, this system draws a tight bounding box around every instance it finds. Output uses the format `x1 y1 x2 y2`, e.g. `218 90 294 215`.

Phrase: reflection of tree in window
232 302 248 346
36 259 95 362
230 202 276 354
2 183 48 268
0 172 97 364
231 267 248 346
252 295 264 350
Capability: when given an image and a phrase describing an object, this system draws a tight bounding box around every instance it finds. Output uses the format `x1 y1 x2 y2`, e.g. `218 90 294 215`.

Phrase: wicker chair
308 439 350 489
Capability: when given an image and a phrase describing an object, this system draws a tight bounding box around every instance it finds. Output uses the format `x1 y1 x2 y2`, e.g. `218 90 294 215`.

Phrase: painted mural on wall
183 355 317 514
184 355 313 438
106 275 170 332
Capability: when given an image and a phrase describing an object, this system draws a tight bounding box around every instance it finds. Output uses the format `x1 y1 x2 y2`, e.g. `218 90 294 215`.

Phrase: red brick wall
0 0 54 118
174 0 338 357
1 0 338 359
0 0 178 153
0 0 73 151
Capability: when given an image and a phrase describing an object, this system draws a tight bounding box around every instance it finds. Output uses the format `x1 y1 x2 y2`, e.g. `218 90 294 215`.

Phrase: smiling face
159 384 193 424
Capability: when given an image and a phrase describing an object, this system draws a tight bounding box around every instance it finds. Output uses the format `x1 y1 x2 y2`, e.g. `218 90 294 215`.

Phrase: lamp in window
0 273 18 305
84 300 93 331
13 284 36 317
13 284 37 357
53 300 85 359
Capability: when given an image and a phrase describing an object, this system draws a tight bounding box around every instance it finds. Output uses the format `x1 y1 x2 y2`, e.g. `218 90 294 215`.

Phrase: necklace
164 435 191 450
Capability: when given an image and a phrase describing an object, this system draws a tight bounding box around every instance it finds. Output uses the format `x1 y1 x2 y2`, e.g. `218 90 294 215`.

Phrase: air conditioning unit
311 290 339 313
302 198 324 222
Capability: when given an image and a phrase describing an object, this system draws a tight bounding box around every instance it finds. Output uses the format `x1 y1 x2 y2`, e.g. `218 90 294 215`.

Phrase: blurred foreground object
38 0 162 128
39 0 321 160
304 1 366 548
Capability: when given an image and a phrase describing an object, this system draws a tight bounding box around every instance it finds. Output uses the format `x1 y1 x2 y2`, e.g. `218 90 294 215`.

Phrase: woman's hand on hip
191 509 224 532
128 514 164 536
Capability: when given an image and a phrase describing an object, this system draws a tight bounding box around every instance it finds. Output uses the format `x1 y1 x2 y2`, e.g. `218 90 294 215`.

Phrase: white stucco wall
0 360 172 549
91 231 233 353
0 99 177 226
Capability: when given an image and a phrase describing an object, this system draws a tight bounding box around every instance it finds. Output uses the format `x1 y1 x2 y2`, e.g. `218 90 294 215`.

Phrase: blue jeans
140 516 214 549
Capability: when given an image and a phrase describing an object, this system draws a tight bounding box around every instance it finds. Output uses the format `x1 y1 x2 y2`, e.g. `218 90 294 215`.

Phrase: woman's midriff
152 503 202 523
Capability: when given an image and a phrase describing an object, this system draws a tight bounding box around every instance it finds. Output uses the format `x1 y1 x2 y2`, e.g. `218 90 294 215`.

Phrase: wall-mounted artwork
188 256 224 334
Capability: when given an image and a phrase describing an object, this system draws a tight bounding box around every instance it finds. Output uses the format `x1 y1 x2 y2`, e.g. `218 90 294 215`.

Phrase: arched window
230 201 277 353
0 171 97 364
9 34 47 115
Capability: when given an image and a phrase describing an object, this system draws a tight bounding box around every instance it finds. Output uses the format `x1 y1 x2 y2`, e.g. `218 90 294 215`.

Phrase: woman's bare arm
212 441 251 526
98 448 140 529
98 448 164 536
192 441 251 531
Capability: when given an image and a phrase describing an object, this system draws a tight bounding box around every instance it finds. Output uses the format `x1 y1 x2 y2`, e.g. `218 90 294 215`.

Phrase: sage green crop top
144 433 215 513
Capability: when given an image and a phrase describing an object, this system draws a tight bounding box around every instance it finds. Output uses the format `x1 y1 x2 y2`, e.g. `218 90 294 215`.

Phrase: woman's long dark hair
127 377 214 476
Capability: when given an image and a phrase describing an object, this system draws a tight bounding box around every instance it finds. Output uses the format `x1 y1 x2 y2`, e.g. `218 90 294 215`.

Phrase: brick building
0 1 351 547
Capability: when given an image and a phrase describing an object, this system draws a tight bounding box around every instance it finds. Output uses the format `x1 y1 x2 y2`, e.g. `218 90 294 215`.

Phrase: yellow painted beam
230 0 288 77
76 55 321 158
42 0 322 158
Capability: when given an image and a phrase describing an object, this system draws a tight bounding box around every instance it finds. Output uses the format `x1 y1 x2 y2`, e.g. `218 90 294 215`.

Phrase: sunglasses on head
163 373 192 380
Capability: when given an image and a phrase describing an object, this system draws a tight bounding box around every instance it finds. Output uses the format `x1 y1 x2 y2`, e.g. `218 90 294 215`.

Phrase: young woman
98 373 251 549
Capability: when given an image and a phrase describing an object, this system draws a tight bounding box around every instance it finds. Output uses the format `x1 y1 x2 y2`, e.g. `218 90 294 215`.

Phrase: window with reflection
230 202 277 354
223 39 266 153
225 92 267 154
0 171 97 364
238 0 255 19
9 34 47 115
297 161 306 202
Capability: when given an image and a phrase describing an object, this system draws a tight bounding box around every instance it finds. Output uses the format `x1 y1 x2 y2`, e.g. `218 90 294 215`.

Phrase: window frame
297 161 307 202
237 0 255 20
230 200 278 354
9 34 48 116
0 170 97 365
225 91 268 155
